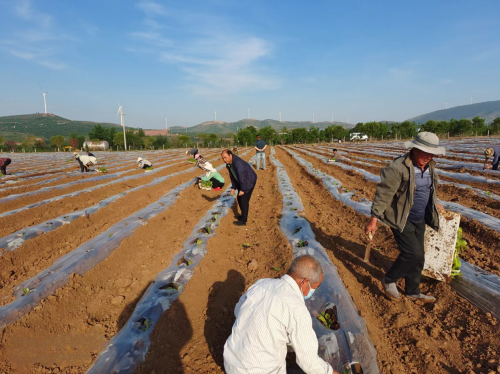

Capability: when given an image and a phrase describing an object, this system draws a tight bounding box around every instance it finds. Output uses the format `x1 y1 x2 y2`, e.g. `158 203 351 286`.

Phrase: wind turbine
165 116 168 136
117 101 127 150
312 113 315 123
38 82 48 114
214 111 217 121
248 108 250 119
331 113 333 123
279 111 282 122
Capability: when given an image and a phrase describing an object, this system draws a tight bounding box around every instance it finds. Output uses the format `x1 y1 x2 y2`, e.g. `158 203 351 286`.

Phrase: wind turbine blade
38 82 44 92
117 100 121 107
116 107 122 117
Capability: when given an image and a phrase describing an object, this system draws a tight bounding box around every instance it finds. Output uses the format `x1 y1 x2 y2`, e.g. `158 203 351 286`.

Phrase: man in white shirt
224 255 337 374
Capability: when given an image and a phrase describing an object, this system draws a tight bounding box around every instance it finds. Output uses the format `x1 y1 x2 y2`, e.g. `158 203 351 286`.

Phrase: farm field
0 140 499 374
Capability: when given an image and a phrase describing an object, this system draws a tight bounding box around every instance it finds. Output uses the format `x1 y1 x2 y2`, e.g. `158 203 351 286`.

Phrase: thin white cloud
136 1 168 16
133 2 280 96
440 79 453 85
1 0 71 70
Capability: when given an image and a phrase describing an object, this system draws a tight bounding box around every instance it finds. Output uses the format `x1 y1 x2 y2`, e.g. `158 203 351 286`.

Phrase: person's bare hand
238 191 244 196
365 217 378 239
231 189 236 195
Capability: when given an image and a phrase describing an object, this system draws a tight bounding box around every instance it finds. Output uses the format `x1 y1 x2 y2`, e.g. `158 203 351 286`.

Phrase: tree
153 135 169 149
363 122 380 139
291 128 308 144
489 117 500 134
143 136 154 149
257 126 277 144
0 137 4 146
5 140 17 151
472 116 486 135
88 125 107 141
50 135 65 149
22 135 37 148
69 138 79 149
456 119 472 135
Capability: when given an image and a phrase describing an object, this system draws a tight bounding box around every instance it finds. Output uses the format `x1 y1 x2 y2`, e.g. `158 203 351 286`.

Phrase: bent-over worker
331 149 343 162
484 147 500 170
0 158 12 175
365 132 445 302
137 157 153 169
74 152 97 173
186 148 225 191
221 149 257 226
224 255 336 374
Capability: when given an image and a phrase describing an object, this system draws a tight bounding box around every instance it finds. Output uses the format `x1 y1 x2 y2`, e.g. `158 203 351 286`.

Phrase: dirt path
274 147 500 374
136 153 293 374
0 153 252 373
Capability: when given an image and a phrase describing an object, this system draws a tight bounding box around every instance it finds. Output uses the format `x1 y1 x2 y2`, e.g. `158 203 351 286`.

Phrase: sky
1 0 500 129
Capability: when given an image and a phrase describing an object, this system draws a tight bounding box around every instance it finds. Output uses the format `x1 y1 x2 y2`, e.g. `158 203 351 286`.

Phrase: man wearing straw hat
365 132 445 302
483 146 500 170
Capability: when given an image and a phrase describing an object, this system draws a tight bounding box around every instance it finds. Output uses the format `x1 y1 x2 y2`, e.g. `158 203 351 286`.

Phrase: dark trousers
0 159 10 174
237 187 254 223
210 178 224 189
77 159 88 172
385 220 426 295
142 164 152 169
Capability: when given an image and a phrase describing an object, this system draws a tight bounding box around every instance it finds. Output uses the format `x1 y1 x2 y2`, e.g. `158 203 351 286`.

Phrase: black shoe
233 220 246 226
235 215 243 221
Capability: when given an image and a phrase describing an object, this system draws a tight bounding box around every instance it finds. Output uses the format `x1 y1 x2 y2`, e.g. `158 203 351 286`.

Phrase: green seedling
285 202 292 206
98 166 107 173
205 226 211 234
22 288 30 295
64 216 69 219
452 228 468 277
317 311 335 329
200 180 213 189
298 240 308 247
187 158 197 164
187 260 193 266
273 267 281 271
294 216 299 219
196 238 203 245
240 243 251 249
486 191 492 197
142 319 150 332
166 285 182 291
108 233 112 237
343 368 350 374
291 207 297 211
293 227 302 234
374 247 381 251
145 166 153 171
273 189 278 194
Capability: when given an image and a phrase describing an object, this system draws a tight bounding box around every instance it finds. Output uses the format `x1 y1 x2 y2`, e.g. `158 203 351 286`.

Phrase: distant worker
232 147 239 156
224 255 337 374
221 149 257 226
74 152 97 173
187 148 225 191
484 147 500 170
86 150 95 157
0 158 12 175
137 157 153 169
254 135 267 170
365 132 445 302
329 149 344 163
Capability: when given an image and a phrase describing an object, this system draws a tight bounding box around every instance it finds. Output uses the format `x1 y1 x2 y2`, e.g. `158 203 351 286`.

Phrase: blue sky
1 0 499 129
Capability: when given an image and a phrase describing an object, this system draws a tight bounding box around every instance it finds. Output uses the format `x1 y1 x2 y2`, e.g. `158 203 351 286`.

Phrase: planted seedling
297 240 308 247
273 189 278 194
196 238 203 246
22 287 30 295
240 243 251 249
145 166 153 171
486 191 492 197
108 233 112 238
205 226 211 234
291 207 297 211
317 306 340 330
273 267 281 271
98 166 107 173
293 227 302 234
160 283 182 292
285 202 292 206
188 158 197 164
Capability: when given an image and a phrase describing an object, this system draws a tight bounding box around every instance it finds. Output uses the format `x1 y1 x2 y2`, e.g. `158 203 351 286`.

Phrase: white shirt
138 159 152 168
224 275 333 374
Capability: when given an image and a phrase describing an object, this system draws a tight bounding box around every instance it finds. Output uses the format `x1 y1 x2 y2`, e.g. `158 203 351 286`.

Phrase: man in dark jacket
222 150 257 226
365 132 445 302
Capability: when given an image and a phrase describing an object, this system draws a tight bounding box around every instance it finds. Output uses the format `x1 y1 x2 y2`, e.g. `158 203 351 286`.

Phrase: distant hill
408 100 500 124
0 113 127 142
167 119 354 136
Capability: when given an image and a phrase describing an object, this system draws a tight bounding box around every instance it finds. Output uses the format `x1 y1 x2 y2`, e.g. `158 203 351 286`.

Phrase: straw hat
485 148 494 158
404 132 446 155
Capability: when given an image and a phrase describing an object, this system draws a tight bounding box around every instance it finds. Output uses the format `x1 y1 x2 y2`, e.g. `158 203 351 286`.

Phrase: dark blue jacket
226 155 257 193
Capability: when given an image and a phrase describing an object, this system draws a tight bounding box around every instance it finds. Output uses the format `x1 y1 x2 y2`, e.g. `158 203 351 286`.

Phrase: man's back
224 275 331 374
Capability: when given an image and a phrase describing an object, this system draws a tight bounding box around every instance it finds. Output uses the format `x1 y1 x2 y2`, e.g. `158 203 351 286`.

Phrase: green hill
408 100 500 124
0 113 127 142
168 119 354 136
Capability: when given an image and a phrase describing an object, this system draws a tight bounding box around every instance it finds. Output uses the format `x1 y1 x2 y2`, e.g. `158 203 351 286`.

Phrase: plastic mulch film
86 153 256 374
86 188 236 373
0 178 193 329
292 146 500 233
451 261 500 320
270 148 379 374
286 147 500 323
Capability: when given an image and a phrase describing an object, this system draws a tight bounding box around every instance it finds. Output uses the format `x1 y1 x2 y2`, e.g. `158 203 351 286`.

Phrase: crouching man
224 255 337 374
365 132 445 301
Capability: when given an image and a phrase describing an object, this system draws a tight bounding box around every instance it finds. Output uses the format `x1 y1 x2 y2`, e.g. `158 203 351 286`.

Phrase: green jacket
202 171 225 183
371 153 440 232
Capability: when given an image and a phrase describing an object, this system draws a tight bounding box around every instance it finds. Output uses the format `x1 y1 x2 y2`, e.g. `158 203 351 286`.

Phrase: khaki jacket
371 153 440 232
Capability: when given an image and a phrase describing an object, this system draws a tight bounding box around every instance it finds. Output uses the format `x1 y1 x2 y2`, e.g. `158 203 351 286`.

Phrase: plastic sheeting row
283 147 500 323
270 148 379 374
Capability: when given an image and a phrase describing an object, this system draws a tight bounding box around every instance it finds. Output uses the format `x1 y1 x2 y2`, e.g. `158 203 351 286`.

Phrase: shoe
381 277 399 299
214 187 221 191
233 220 246 226
406 293 436 302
